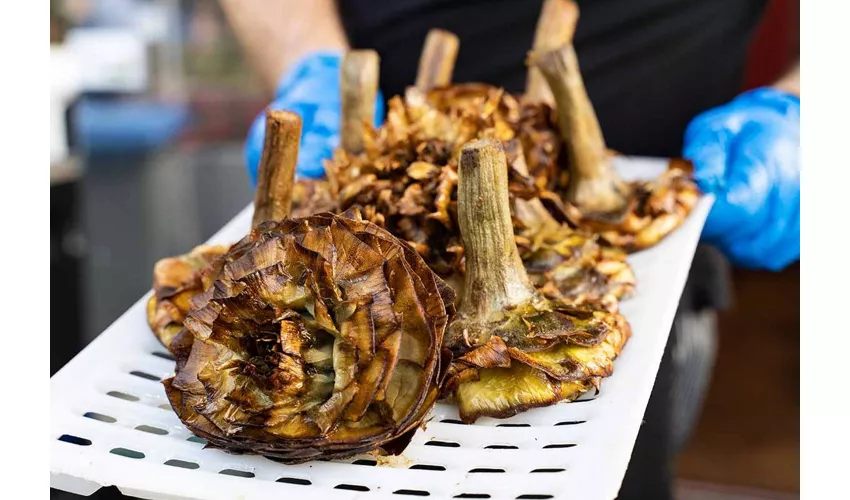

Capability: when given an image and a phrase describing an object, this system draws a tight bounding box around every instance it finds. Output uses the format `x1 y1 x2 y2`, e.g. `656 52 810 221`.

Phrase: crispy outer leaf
147 245 229 349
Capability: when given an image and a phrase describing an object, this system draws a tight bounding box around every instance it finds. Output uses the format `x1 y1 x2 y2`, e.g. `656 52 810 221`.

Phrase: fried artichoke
321 78 632 306
151 110 455 462
531 4 700 250
164 210 455 463
443 139 630 423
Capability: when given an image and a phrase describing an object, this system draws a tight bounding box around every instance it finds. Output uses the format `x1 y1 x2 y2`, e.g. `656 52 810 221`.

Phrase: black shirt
339 0 767 158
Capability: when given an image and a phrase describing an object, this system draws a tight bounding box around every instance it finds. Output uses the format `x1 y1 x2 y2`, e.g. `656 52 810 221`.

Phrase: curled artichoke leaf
147 245 229 349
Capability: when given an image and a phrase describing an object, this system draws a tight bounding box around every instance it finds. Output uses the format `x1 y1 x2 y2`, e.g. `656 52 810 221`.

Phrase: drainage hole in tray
439 419 465 425
394 489 430 496
530 468 565 473
158 403 173 411
135 424 168 435
130 370 161 382
454 494 491 499
468 468 505 474
107 391 139 402
277 477 312 486
553 421 585 426
58 434 91 446
517 496 554 499
164 459 200 470
220 469 255 478
187 436 207 445
335 484 370 492
424 440 460 448
110 448 145 459
495 423 530 428
152 351 176 361
352 459 377 466
410 464 446 471
83 412 116 423
542 443 576 449
484 444 518 450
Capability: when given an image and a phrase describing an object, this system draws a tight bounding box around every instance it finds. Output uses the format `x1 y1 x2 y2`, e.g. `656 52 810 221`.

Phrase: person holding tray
220 0 800 498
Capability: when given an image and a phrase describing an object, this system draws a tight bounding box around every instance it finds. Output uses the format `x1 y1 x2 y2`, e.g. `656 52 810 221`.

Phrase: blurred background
50 0 798 498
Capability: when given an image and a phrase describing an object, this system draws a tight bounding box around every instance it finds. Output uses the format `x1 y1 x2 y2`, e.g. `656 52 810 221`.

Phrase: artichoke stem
252 110 302 228
525 0 579 106
415 29 459 91
341 50 380 154
534 44 631 218
457 139 536 319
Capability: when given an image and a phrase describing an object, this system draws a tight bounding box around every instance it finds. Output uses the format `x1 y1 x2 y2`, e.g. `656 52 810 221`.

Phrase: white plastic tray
51 157 713 500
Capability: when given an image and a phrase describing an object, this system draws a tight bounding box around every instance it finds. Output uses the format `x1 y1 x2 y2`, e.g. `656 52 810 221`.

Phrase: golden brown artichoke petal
451 309 630 422
507 315 630 381
455 362 594 423
147 244 229 349
544 90 701 252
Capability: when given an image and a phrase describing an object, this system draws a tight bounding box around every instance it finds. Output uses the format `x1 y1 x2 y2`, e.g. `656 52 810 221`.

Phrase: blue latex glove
683 87 800 271
245 52 385 183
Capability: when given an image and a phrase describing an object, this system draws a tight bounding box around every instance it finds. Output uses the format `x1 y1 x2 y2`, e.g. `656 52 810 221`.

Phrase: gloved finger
705 122 780 241
722 188 799 271
683 102 789 193
682 122 732 196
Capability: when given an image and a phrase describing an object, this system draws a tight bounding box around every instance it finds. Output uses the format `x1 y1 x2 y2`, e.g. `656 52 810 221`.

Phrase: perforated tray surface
51 158 713 500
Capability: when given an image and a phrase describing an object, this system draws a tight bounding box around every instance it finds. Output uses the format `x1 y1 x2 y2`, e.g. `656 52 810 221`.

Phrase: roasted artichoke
165 211 455 462
320 79 633 306
152 110 455 462
530 5 700 251
443 139 630 423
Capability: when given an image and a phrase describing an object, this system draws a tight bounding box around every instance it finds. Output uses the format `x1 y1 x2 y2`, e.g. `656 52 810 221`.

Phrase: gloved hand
245 52 385 183
683 87 800 271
